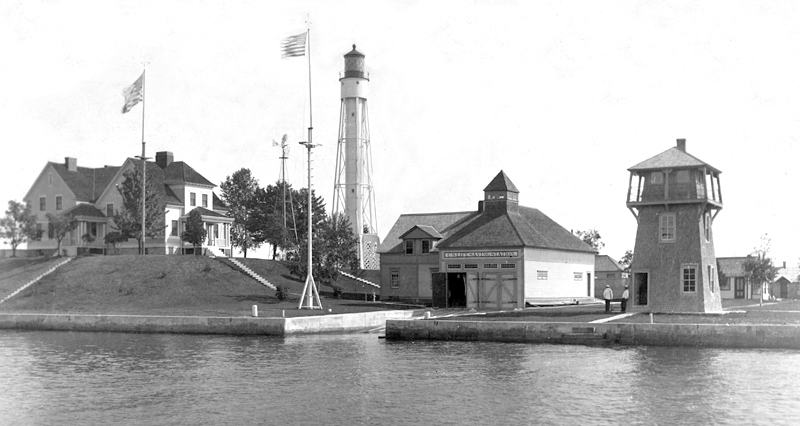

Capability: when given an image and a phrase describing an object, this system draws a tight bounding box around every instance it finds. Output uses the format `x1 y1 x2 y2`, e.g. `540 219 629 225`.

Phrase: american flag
121 72 144 114
281 32 307 58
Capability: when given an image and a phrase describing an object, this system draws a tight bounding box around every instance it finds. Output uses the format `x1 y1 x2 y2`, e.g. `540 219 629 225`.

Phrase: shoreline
385 318 800 349
0 311 415 336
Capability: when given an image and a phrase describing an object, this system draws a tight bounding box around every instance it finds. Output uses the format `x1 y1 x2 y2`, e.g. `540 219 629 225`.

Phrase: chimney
65 157 77 172
156 151 174 168
784 261 787 269
676 138 686 152
477 200 484 213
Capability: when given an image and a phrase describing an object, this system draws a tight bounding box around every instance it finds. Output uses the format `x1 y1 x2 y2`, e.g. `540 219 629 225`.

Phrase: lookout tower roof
628 139 721 174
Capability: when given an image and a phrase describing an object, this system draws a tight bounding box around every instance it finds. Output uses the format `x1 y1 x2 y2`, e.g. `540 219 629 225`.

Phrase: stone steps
227 258 277 291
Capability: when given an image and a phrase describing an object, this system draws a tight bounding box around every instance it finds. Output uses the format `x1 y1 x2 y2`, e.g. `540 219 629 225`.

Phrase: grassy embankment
0 255 393 317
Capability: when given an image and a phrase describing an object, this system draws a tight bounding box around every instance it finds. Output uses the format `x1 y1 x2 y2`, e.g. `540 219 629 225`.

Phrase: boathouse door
431 273 447 308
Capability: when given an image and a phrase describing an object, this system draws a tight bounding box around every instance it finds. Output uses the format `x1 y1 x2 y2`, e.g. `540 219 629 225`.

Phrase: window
390 270 400 288
682 265 697 292
501 263 516 269
421 240 431 254
720 275 730 290
464 264 478 269
676 170 690 183
190 192 196 207
55 195 62 211
484 263 498 269
708 265 715 292
650 172 663 184
40 196 46 211
202 194 208 208
106 203 113 217
88 222 97 237
537 270 548 280
171 220 178 237
47 222 54 239
574 272 583 281
752 282 762 296
703 213 710 241
404 240 414 255
660 213 676 242
447 264 461 270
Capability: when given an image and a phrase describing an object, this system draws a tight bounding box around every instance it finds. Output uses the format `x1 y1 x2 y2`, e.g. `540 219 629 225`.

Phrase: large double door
466 272 518 310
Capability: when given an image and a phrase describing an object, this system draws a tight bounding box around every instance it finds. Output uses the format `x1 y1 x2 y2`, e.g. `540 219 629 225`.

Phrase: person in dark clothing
621 285 629 313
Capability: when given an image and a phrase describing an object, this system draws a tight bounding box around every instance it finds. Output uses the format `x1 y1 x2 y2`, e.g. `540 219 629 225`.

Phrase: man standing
621 285 629 313
603 285 613 313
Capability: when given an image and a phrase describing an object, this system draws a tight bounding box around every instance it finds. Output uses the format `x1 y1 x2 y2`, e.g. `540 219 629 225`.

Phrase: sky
2 0 799 266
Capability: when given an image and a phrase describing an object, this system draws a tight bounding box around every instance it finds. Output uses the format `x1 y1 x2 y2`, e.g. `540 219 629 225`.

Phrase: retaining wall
0 310 415 336
385 319 800 349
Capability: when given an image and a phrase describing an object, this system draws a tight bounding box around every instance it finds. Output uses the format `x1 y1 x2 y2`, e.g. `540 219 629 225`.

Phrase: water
1 330 799 425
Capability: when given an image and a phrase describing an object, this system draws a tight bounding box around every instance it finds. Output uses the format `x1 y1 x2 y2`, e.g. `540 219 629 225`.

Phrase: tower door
634 272 648 306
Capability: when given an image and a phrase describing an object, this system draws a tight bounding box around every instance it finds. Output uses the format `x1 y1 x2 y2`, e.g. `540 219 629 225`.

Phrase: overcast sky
2 1 799 265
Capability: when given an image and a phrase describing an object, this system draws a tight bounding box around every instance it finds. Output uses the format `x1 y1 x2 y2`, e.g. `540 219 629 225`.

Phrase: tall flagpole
298 17 322 310
135 66 150 255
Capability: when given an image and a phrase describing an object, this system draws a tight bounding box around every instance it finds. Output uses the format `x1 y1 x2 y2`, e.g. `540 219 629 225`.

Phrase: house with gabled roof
594 255 628 299
772 262 800 300
378 171 596 308
23 151 232 256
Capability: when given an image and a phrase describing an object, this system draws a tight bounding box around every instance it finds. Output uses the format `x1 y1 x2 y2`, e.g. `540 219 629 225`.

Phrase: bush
276 285 290 301
332 285 343 299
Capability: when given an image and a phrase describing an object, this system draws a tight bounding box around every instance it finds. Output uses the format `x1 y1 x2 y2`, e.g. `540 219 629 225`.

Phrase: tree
220 168 260 258
743 234 779 307
0 200 41 257
250 181 299 260
573 229 605 251
290 213 360 287
104 231 128 255
619 250 634 270
182 208 207 255
46 213 77 257
112 167 166 254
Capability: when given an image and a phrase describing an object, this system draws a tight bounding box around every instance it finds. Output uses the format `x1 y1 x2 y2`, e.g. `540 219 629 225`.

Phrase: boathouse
378 171 596 308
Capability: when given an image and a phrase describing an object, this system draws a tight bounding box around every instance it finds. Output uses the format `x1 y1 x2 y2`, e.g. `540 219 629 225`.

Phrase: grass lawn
0 255 407 317
0 257 65 300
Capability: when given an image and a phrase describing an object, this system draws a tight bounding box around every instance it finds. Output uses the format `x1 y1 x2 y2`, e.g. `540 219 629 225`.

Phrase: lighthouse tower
626 139 723 313
333 45 380 269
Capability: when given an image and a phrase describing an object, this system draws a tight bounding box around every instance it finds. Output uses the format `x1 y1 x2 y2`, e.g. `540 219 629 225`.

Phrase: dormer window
421 240 431 254
405 240 414 255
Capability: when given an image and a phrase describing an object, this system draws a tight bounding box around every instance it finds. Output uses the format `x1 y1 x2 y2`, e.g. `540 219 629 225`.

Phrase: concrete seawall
0 311 415 336
386 319 800 349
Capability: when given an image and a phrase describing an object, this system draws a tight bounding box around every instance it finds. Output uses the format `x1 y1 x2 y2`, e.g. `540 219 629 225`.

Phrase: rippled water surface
1 330 799 425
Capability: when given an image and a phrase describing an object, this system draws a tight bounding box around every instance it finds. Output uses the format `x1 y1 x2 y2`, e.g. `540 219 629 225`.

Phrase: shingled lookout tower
626 139 723 313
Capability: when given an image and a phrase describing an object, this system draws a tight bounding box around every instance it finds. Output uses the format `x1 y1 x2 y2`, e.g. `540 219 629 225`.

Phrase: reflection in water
1 331 799 425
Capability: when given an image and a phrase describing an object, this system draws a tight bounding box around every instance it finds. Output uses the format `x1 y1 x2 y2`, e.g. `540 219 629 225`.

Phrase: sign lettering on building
443 251 519 259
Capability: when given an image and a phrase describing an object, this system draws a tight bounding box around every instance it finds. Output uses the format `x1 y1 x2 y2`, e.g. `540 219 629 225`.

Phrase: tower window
682 265 697 292
659 213 676 242
708 265 715 292
404 240 414 255
703 213 710 241
650 172 664 184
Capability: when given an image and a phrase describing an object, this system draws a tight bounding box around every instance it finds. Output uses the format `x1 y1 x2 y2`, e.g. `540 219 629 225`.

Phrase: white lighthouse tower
333 44 379 270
